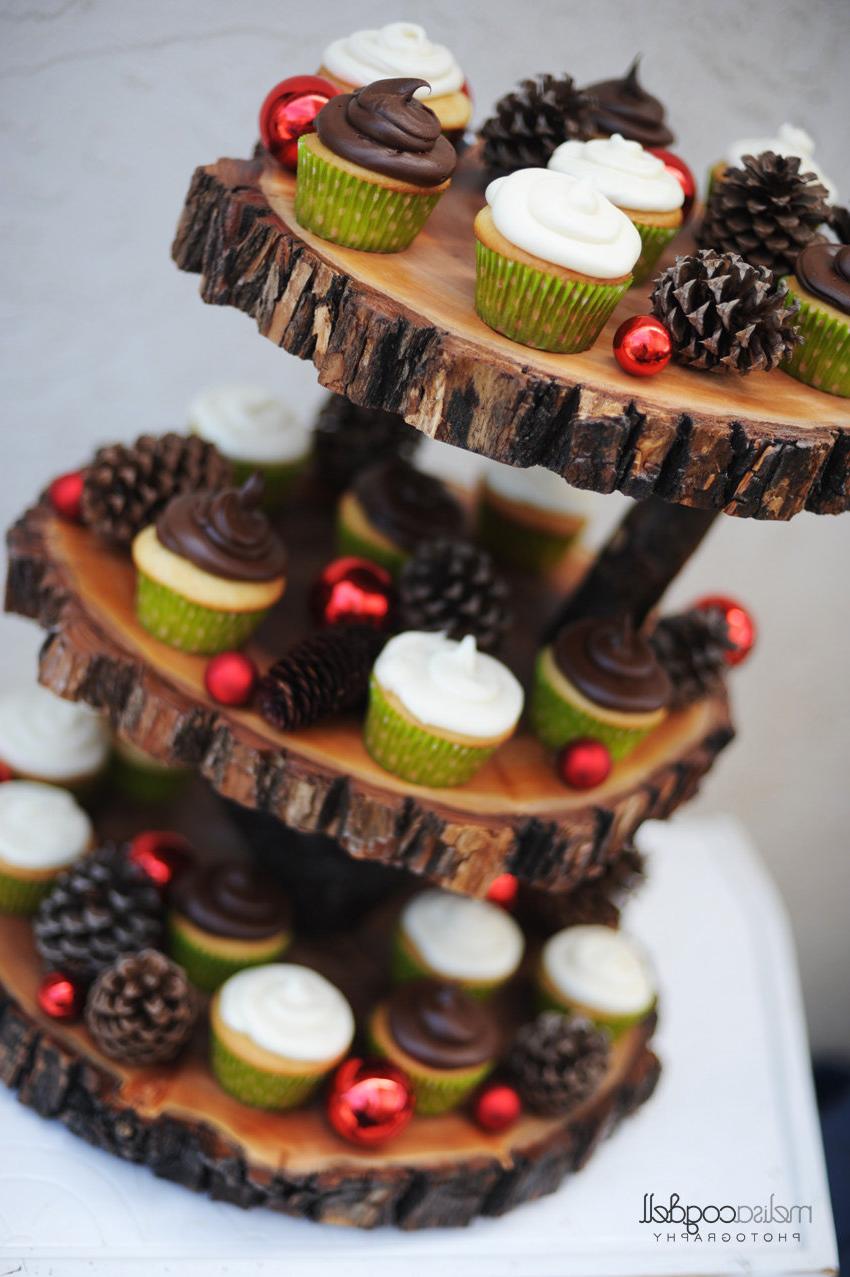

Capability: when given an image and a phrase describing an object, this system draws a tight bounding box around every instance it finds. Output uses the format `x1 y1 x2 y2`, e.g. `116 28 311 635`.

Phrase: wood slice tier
171 154 850 521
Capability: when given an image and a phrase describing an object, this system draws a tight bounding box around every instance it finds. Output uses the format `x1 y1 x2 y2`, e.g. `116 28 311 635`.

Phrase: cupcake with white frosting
474 168 641 353
0 683 110 794
538 924 656 1038
479 460 591 575
211 963 355 1110
0 781 93 915
364 632 524 787
710 123 838 202
394 888 525 997
548 134 684 284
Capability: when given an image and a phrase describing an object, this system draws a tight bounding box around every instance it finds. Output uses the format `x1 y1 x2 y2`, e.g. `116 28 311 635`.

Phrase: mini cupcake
393 888 525 997
584 58 675 149
781 243 850 398
709 122 838 202
132 474 287 655
479 461 589 574
0 683 110 794
318 23 471 143
337 457 465 575
296 77 456 253
169 862 292 993
474 169 641 353
369 979 499 1114
531 616 671 759
537 924 656 1038
0 781 93 915
211 963 354 1110
365 632 524 787
189 385 310 509
548 134 684 284
110 737 190 804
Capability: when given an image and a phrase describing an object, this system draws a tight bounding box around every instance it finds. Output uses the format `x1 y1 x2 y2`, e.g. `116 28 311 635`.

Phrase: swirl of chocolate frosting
173 862 291 941
796 243 850 316
585 57 674 149
316 77 457 186
156 473 287 581
388 980 500 1069
353 457 465 550
553 616 671 714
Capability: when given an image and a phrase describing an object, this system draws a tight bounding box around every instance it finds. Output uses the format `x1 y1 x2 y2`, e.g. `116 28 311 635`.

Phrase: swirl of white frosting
485 169 642 279
484 460 595 518
219 964 355 1063
542 925 655 1016
548 134 684 214
725 123 837 200
374 632 523 739
322 22 464 97
0 684 110 781
402 888 525 981
0 781 92 870
189 385 309 464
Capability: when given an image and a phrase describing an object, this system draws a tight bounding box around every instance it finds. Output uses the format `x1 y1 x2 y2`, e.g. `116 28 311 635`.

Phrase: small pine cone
698 151 830 276
312 395 420 495
828 205 850 245
398 539 512 653
257 625 385 732
34 844 165 981
480 74 596 174
650 608 733 709
85 949 197 1065
81 432 233 546
507 1012 611 1116
651 249 801 373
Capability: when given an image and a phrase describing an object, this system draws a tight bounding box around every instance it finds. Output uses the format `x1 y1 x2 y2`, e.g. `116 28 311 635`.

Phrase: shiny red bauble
613 315 672 377
472 1081 522 1133
48 470 84 522
204 651 258 706
694 595 756 666
558 738 613 790
129 830 194 889
37 971 86 1022
327 1058 415 1146
259 75 340 170
311 556 394 629
486 873 519 909
0 761 13 783
648 148 697 222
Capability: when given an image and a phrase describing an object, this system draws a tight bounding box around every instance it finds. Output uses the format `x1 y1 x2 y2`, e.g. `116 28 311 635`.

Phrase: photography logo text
640 1192 812 1245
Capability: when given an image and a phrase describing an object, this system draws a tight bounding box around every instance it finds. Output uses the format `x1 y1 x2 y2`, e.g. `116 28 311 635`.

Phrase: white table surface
0 814 838 1277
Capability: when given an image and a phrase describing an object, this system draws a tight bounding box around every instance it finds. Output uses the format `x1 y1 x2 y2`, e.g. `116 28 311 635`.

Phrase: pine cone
828 205 850 245
507 1012 610 1116
650 608 733 709
34 844 165 980
651 249 801 373
257 625 385 732
85 949 197 1065
398 539 512 653
698 151 830 276
312 395 420 495
480 74 596 174
81 433 233 546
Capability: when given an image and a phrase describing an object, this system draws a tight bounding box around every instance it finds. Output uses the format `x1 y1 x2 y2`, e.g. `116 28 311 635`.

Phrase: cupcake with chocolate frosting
584 57 674 149
132 474 287 654
369 979 499 1113
295 76 457 253
531 616 671 759
393 887 525 997
0 781 93 915
537 924 656 1038
781 244 850 398
169 862 292 993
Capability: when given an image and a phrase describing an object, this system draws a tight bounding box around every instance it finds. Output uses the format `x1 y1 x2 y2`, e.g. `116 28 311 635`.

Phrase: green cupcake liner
630 220 679 287
364 676 497 787
475 240 631 354
335 510 408 576
135 572 269 655
211 1027 322 1110
295 138 443 253
109 751 189 805
169 915 290 994
478 497 580 574
530 652 654 760
781 287 850 398
536 981 653 1041
367 1020 492 1116
231 456 306 511
391 928 498 1000
0 865 53 916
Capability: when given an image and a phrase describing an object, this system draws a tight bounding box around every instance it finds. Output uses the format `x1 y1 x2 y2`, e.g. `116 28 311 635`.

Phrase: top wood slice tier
172 152 850 521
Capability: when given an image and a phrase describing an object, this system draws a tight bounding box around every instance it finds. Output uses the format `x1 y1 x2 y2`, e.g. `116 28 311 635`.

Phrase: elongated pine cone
651 249 800 373
480 74 596 173
507 1012 611 1116
650 608 733 708
85 949 197 1065
312 395 421 495
257 625 385 732
398 539 512 653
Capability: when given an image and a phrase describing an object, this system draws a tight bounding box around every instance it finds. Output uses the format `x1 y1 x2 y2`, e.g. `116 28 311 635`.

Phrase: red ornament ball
259 75 340 171
486 873 519 909
694 595 756 666
48 470 84 522
0 761 13 783
204 651 258 706
558 738 613 790
648 148 697 222
613 315 672 377
327 1057 415 1146
311 556 394 629
38 971 86 1022
129 830 194 889
473 1081 522 1133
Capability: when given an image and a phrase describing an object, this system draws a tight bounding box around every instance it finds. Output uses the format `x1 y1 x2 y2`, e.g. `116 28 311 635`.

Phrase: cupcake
169 862 292 993
531 616 671 759
0 683 110 794
537 924 656 1038
584 58 674 149
365 632 524 787
474 169 641 353
548 134 684 284
211 964 354 1110
337 457 465 575
0 781 93 915
369 980 499 1114
781 244 850 398
296 77 456 253
132 474 287 655
318 23 471 143
189 385 310 510
709 123 838 201
110 737 190 804
479 461 589 574
393 888 525 997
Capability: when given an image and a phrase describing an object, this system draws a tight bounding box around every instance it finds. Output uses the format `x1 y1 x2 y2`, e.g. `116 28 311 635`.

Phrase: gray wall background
2 0 849 1051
